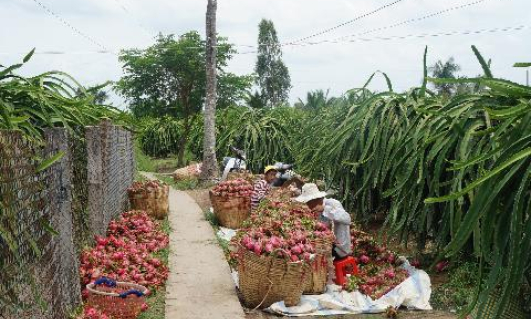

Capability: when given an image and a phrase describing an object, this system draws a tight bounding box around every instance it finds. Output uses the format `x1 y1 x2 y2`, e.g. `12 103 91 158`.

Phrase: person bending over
295 183 352 259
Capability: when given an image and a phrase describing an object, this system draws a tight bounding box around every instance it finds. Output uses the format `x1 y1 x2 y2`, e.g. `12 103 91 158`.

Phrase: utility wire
2 24 527 56
238 24 529 54
28 0 111 52
111 0 157 39
163 0 492 50
320 0 491 45
283 0 410 45
322 24 528 45
0 50 116 55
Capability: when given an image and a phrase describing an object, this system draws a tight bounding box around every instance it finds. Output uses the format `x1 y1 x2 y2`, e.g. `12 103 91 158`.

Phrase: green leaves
23 48 35 63
419 46 428 97
293 47 531 317
471 45 493 78
0 58 127 140
140 117 183 157
36 151 65 172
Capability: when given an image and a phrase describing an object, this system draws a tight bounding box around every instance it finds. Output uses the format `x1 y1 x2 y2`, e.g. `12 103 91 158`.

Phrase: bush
140 117 182 158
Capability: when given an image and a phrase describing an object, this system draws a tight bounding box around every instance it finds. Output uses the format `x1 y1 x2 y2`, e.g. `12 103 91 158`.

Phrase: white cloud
1 0 530 107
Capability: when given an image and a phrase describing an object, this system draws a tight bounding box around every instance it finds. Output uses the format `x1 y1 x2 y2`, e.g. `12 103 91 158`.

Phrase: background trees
429 57 461 96
255 19 291 108
117 32 250 164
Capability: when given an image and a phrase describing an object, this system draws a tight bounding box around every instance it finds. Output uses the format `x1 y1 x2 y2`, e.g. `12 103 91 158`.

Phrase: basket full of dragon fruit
127 180 169 219
210 179 253 229
230 204 336 307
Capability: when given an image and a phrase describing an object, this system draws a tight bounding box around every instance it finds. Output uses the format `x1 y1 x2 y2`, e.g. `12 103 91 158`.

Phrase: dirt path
141 172 245 319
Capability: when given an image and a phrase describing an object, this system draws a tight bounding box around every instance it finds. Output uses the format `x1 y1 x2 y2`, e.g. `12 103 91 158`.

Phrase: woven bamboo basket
173 162 202 181
128 185 169 219
209 190 250 229
303 239 333 294
238 247 308 309
470 290 526 319
86 281 148 319
227 170 256 184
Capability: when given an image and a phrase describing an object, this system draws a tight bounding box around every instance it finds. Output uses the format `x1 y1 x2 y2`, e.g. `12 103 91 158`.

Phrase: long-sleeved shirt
320 198 352 258
251 179 271 210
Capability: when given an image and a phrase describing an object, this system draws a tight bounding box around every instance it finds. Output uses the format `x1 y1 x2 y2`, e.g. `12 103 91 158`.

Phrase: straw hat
264 165 278 174
294 183 327 203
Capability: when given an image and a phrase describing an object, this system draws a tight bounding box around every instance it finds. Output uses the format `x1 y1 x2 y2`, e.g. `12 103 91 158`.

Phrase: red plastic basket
86 278 148 319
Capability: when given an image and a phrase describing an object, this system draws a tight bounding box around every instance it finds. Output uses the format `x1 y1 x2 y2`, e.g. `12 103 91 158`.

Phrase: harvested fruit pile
127 180 167 194
211 178 253 197
78 211 169 317
230 200 335 263
77 307 110 319
80 211 169 289
265 187 299 202
346 229 410 299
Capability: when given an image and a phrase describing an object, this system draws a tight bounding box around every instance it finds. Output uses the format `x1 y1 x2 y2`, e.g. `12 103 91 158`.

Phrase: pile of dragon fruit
78 210 169 316
345 229 410 299
230 198 420 300
80 211 169 289
230 200 335 263
211 178 253 198
76 307 111 319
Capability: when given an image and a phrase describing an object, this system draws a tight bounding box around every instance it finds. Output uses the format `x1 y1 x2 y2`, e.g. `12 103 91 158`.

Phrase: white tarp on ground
217 226 237 242
217 228 432 317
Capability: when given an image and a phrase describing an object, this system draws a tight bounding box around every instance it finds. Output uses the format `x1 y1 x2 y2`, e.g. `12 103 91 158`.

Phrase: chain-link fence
0 121 134 319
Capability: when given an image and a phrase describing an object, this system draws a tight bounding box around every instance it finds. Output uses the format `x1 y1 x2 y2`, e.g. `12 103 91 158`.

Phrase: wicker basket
227 170 257 184
238 247 308 309
173 163 202 181
209 190 250 229
303 239 333 294
128 185 169 219
470 290 526 319
86 281 148 319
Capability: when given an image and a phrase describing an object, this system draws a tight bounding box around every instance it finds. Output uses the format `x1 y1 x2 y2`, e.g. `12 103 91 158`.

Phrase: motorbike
271 162 304 190
220 147 304 190
220 146 247 181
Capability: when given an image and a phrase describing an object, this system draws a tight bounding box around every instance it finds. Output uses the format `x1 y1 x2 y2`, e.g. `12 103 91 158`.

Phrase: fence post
44 128 81 316
86 125 104 236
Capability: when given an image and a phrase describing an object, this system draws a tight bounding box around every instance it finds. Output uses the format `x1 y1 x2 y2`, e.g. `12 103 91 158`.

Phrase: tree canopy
117 31 251 164
117 32 251 119
255 19 291 107
429 57 461 96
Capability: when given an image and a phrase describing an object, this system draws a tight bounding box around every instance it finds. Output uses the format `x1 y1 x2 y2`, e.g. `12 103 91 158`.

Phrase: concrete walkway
141 172 245 319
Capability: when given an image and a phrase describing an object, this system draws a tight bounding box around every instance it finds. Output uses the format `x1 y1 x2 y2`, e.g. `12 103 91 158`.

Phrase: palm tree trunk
200 0 219 182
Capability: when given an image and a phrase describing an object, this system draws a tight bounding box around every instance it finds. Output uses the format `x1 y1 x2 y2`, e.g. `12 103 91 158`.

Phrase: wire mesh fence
0 121 134 318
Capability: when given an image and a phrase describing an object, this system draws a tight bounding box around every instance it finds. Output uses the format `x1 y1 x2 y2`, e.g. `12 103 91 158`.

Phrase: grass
203 208 236 269
135 142 156 172
135 141 179 173
204 208 220 229
135 170 147 182
137 288 165 319
431 262 479 314
137 217 171 319
156 173 200 191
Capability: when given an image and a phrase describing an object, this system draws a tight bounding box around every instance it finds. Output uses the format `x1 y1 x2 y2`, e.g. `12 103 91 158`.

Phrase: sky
1 0 530 108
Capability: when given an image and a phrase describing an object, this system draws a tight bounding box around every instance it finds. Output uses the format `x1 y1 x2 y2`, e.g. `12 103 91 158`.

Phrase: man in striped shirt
251 165 278 210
